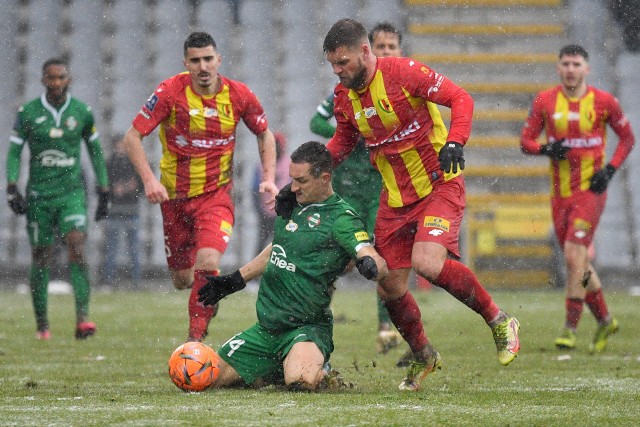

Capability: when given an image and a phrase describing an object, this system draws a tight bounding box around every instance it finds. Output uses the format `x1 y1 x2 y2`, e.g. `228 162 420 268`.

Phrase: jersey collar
40 93 71 128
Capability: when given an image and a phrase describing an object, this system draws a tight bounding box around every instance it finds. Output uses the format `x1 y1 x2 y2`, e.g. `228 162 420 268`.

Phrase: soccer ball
168 341 220 392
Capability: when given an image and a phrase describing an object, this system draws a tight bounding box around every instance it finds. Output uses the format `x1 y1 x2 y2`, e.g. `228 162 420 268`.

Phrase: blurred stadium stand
0 0 637 288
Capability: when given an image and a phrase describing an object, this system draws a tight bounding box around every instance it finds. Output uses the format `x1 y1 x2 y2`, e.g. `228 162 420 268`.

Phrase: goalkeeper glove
438 142 465 174
6 184 27 215
274 183 297 219
197 270 246 307
589 164 616 194
539 139 569 160
95 188 111 221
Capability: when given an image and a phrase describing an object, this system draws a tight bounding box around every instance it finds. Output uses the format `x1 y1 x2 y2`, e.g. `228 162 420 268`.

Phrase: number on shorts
226 338 246 358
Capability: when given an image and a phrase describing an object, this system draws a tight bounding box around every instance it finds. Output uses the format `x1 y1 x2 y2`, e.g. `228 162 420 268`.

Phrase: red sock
565 298 584 330
434 259 500 323
188 270 219 340
585 289 610 324
384 291 428 352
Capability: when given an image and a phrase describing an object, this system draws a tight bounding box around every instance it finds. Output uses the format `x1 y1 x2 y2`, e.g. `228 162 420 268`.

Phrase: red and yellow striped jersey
521 85 635 198
327 56 473 208
132 73 268 199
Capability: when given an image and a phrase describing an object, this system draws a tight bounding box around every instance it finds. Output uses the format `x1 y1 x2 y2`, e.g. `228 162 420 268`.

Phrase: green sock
70 262 91 321
377 294 391 324
30 265 50 330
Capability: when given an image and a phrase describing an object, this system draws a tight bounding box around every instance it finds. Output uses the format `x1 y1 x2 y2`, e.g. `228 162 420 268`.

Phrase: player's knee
32 246 53 267
171 271 193 289
411 258 442 282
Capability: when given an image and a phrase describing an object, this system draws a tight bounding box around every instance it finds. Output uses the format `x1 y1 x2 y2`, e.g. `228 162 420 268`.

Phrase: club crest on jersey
307 213 321 228
285 220 298 232
65 116 78 130
378 98 393 113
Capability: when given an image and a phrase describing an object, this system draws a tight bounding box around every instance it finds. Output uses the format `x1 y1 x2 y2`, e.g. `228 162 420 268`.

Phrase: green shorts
26 190 87 246
218 323 334 386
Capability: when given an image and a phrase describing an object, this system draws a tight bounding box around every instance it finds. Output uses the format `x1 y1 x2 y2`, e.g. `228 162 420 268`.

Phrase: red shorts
551 190 606 247
160 189 234 270
374 177 465 270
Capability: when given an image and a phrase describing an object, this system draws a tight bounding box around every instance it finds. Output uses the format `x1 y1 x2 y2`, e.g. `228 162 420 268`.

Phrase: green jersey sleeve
331 206 372 259
82 109 109 188
6 109 26 184
309 93 336 139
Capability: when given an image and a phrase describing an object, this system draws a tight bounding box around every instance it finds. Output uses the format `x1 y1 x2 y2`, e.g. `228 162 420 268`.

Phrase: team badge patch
220 220 233 236
378 98 393 113
307 213 321 228
144 93 159 111
65 116 78 130
285 221 298 232
423 216 450 232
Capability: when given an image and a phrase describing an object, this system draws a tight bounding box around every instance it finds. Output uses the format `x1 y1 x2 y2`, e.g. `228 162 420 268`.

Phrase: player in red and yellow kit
123 32 278 342
322 19 520 391
521 44 635 353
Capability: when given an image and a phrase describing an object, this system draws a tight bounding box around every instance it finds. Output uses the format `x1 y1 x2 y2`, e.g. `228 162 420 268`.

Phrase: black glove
355 256 378 280
95 189 110 221
7 184 27 215
274 183 297 220
589 164 616 194
438 142 465 174
197 270 246 307
540 139 569 160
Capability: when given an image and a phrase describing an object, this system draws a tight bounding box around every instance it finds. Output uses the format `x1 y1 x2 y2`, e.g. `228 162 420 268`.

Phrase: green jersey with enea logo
256 193 372 333
6 94 108 200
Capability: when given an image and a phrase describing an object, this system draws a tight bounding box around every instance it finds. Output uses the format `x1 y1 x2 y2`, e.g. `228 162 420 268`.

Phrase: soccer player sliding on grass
198 141 388 391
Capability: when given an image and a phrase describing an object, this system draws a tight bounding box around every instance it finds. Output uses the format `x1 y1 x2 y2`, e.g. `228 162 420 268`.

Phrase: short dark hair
368 22 402 46
290 141 333 178
42 58 68 74
184 31 217 56
559 44 589 61
323 18 368 53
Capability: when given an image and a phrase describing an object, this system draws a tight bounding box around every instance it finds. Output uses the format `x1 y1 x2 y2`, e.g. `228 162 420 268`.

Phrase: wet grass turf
0 285 639 426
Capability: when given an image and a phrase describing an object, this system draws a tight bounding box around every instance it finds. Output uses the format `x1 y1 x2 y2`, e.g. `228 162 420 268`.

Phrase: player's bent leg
283 341 325 392
186 248 223 341
209 356 243 389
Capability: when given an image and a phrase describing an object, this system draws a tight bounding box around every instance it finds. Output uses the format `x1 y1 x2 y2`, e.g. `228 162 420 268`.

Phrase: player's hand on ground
197 270 246 307
540 138 570 160
6 184 27 215
438 142 465 174
275 183 297 219
259 180 279 212
95 188 110 221
589 164 616 194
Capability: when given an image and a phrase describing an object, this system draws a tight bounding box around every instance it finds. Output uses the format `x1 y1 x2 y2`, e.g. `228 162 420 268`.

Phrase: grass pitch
0 283 638 426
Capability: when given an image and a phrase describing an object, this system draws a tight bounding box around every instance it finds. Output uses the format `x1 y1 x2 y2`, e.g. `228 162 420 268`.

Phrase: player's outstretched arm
198 244 272 306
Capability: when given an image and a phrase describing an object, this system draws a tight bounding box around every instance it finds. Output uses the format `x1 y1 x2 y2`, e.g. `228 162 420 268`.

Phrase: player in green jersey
5 58 110 340
197 141 388 391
